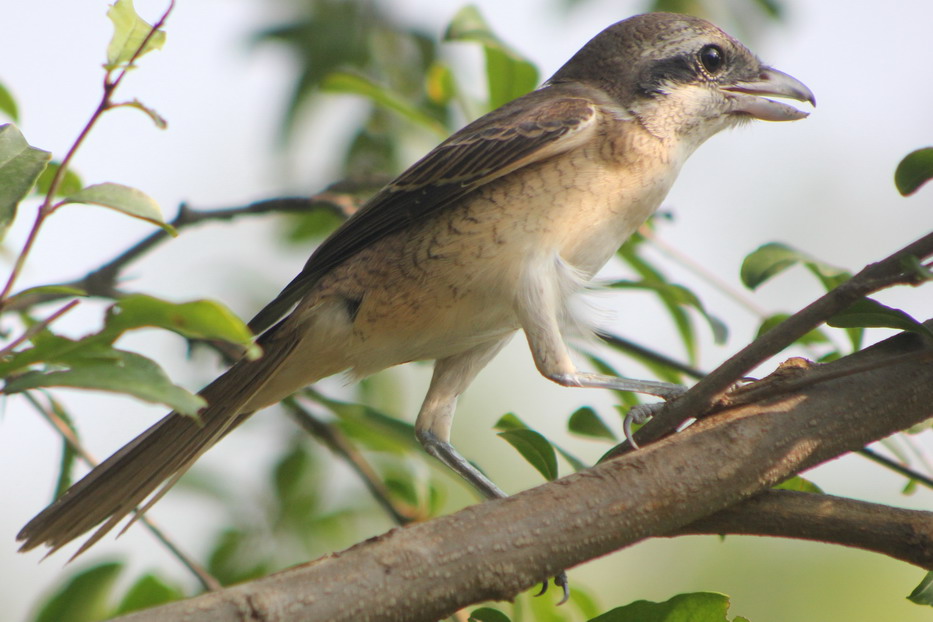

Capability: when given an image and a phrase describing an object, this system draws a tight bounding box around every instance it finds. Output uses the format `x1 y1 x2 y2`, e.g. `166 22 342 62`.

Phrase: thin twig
858 446 933 490
0 299 80 358
0 2 177 307
595 329 705 380
23 390 221 591
284 397 419 525
615 231 933 453
4 192 374 313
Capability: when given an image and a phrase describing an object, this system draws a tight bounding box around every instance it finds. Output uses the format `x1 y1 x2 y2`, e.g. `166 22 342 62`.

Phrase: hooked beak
723 67 816 122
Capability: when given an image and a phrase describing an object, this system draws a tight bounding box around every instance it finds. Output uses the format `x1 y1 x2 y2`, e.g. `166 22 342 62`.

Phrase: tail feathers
17 332 298 557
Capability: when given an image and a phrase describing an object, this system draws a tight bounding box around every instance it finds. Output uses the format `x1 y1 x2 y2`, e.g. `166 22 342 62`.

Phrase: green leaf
741 242 849 291
310 389 418 453
493 412 527 432
0 81 19 121
568 406 617 441
35 161 83 198
322 72 447 137
33 562 123 622
105 294 258 357
63 183 174 233
105 0 167 71
895 147 933 196
4 349 206 415
4 284 87 308
444 5 539 110
589 592 741 622
497 429 558 481
612 279 727 351
207 528 270 586
773 475 823 494
425 61 456 106
0 123 51 240
907 571 933 606
828 297 933 338
483 45 539 110
470 607 512 622
113 573 184 615
755 314 831 345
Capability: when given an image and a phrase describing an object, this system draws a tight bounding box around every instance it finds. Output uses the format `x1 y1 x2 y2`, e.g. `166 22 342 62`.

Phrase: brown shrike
18 13 814 558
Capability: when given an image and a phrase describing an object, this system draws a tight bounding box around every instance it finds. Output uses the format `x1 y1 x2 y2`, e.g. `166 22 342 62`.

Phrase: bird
18 12 814 559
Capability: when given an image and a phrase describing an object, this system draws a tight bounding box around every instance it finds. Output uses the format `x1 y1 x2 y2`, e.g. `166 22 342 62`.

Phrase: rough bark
111 326 933 622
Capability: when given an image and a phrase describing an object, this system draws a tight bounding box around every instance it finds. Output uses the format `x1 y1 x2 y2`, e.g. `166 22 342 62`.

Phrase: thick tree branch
110 322 933 622
621 231 933 451
675 489 933 568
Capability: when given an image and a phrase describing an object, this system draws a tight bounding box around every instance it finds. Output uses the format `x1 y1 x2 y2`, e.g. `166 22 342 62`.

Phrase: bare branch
621 231 933 451
674 490 933 568
108 322 933 622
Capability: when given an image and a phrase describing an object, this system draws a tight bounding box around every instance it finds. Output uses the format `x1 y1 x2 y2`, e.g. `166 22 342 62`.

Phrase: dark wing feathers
248 88 599 334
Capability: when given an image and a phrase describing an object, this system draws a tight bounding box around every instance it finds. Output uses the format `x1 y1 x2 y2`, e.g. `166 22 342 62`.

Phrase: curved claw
623 412 640 449
622 402 660 449
534 571 571 604
554 571 570 605
534 579 549 597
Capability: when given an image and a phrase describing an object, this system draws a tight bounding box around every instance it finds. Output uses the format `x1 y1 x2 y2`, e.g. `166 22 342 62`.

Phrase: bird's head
548 13 815 147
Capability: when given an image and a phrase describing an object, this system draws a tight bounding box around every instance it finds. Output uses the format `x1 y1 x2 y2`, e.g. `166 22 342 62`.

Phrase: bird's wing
248 87 603 334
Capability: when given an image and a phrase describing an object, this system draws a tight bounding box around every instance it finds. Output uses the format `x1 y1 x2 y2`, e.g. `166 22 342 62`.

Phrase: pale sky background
2 1 932 621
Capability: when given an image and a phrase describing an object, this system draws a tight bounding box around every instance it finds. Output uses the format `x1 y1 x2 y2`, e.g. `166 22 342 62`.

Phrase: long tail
17 329 299 558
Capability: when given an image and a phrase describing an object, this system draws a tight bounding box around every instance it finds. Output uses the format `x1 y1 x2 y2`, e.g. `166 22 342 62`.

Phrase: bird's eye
698 44 725 75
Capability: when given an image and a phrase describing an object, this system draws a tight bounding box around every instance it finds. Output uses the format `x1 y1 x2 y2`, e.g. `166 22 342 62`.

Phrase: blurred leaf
4 349 206 415
756 314 831 345
120 99 169 129
589 592 743 622
35 161 83 198
0 123 51 240
104 294 259 357
313 390 418 453
568 406 617 441
895 147 933 196
285 206 345 244
483 46 539 110
32 562 122 622
497 429 558 481
105 0 166 71
555 444 589 473
612 279 727 353
0 81 19 121
63 183 174 234
426 61 456 106
908 571 933 606
113 573 184 616
494 412 526 431
207 528 270 586
828 297 933 338
5 284 87 308
773 476 823 493
470 608 512 622
444 5 539 110
741 242 849 291
322 72 447 137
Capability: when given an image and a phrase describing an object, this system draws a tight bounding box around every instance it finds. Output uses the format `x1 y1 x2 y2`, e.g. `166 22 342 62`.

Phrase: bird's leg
414 338 569 603
517 259 687 448
415 339 511 499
